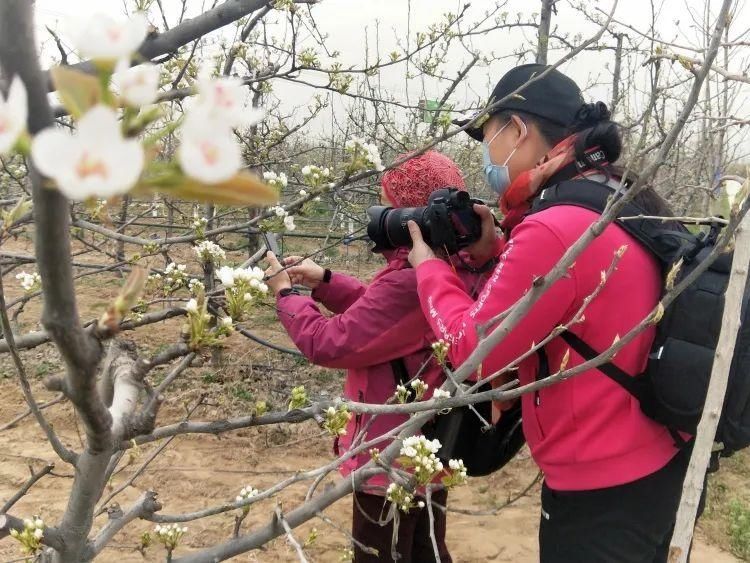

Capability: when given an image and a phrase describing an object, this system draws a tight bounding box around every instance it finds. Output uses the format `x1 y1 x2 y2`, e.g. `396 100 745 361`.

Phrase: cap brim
452 117 484 142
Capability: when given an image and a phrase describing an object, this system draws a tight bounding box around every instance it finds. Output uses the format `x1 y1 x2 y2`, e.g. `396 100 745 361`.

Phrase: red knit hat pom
381 151 466 208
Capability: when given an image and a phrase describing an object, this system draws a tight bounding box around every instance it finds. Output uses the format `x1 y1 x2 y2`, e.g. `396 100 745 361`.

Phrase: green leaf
137 171 279 207
50 66 104 119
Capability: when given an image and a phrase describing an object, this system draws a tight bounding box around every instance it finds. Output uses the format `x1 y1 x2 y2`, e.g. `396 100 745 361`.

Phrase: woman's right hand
466 204 499 265
282 256 326 289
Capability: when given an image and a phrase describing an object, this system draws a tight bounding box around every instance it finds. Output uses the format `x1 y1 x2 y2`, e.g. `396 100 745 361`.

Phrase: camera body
366 187 484 254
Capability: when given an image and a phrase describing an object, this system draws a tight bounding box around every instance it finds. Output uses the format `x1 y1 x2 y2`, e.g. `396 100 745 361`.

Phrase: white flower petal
31 128 74 178
71 12 148 60
179 119 242 184
113 61 161 107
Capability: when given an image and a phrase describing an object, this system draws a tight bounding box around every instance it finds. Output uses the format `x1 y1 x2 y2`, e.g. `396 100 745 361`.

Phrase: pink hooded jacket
276 249 488 493
416 205 680 491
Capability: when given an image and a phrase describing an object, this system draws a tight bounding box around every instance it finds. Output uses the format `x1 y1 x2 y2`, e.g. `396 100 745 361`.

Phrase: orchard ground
0 228 747 562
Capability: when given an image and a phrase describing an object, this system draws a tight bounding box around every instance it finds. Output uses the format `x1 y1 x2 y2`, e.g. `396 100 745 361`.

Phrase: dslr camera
366 188 484 254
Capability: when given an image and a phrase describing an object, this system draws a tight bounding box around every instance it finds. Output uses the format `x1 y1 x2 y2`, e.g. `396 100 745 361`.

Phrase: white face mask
482 120 527 196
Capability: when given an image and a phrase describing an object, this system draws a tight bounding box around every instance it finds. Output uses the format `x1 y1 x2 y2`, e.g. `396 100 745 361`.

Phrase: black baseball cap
455 63 585 141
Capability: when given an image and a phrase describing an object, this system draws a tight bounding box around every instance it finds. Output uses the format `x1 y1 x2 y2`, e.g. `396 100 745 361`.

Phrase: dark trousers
539 445 706 563
352 489 452 562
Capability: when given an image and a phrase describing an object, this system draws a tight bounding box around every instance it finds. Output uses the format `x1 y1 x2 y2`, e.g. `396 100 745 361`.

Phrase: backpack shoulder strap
530 179 689 264
559 331 644 400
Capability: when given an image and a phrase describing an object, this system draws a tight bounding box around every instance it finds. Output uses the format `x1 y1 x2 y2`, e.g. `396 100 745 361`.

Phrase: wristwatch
322 268 332 283
278 287 301 298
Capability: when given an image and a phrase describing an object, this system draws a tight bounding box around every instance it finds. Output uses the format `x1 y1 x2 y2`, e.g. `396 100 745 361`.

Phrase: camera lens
366 205 429 252
384 207 428 248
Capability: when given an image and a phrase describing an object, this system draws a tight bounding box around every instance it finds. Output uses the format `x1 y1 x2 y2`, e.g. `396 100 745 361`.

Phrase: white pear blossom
283 215 296 231
300 164 331 186
188 278 205 294
234 266 265 283
192 215 209 229
185 298 198 313
154 523 188 549
15 271 41 292
399 435 444 480
345 137 384 171
31 105 144 200
432 389 451 400
221 316 233 328
216 265 236 287
191 73 265 129
299 189 308 196
236 485 259 503
193 240 226 263
178 116 242 184
0 76 27 154
271 205 287 218
68 12 148 61
112 60 160 107
263 171 287 190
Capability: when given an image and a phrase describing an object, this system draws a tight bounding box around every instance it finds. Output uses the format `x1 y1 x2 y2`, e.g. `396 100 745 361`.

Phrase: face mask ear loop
502 120 528 166
486 121 509 149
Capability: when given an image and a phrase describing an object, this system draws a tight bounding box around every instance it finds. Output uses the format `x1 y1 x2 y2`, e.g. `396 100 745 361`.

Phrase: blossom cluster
399 435 443 484
15 271 41 293
432 388 451 400
288 385 309 410
183 293 230 349
192 215 209 239
386 483 423 512
323 405 352 437
263 170 288 191
188 278 205 295
301 165 331 188
9 517 44 556
149 262 189 294
193 240 226 265
235 485 259 515
395 378 428 403
12 11 274 204
154 523 187 551
176 70 264 184
344 137 384 173
444 459 468 487
216 265 268 320
431 339 451 366
263 205 296 232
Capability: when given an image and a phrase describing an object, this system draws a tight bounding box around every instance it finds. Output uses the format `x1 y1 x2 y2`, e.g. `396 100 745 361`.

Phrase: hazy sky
32 0 750 158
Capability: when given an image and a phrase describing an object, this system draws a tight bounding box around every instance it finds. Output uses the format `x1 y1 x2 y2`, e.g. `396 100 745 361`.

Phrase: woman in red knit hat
265 151 488 562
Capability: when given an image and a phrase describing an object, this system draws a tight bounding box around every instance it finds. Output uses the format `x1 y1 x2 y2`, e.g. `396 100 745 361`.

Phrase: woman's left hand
264 251 292 296
407 221 437 268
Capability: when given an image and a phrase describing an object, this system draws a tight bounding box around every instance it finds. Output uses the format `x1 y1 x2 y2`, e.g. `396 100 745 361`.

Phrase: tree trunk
536 0 555 65
115 194 130 270
669 208 750 562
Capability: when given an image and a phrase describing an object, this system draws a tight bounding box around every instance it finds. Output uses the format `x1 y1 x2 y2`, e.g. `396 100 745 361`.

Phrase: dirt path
0 378 739 562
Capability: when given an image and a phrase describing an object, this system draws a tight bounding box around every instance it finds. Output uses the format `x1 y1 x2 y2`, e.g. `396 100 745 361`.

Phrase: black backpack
391 358 526 477
530 179 750 456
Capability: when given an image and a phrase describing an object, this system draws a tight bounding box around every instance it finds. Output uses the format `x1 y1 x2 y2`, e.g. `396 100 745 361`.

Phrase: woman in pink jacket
408 65 697 562
264 152 489 563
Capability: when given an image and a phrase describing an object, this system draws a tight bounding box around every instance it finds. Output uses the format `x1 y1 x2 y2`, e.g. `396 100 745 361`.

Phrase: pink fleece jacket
276 249 488 494
416 205 679 491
